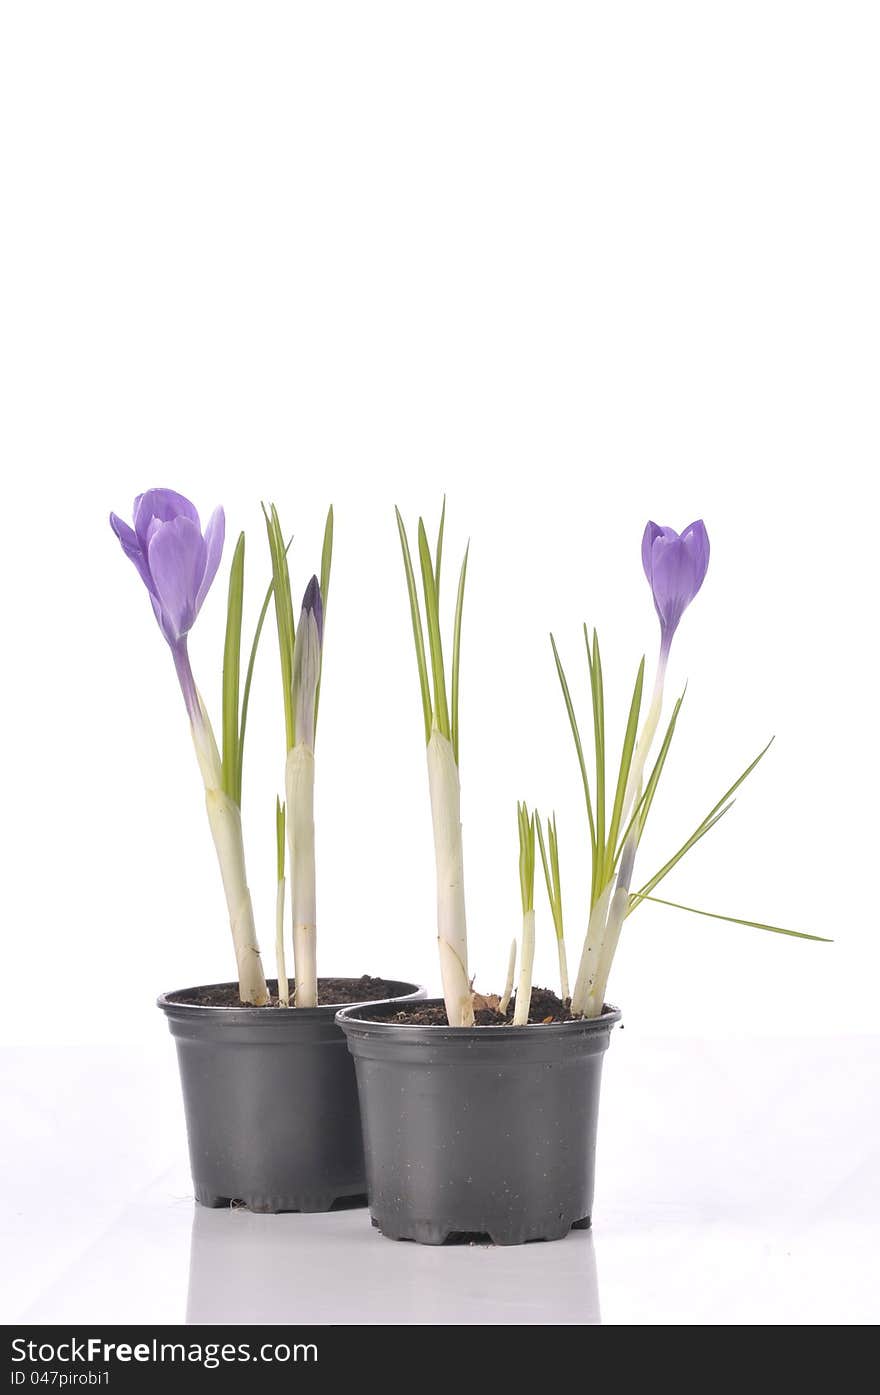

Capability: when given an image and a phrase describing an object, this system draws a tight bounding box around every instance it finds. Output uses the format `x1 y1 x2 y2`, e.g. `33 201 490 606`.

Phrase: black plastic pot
337 997 620 1245
159 978 422 1214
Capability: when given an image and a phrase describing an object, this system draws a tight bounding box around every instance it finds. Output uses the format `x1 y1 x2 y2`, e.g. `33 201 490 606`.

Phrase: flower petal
134 489 201 552
110 512 156 597
681 519 710 595
650 534 698 637
146 516 207 642
194 506 225 614
641 521 663 583
301 574 324 647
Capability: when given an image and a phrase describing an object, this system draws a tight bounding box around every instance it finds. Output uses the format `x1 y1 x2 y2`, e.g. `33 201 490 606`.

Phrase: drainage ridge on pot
160 977 423 1215
337 996 621 1246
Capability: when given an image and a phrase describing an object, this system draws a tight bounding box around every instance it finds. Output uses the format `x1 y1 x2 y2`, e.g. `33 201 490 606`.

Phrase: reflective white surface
3 1033 878 1324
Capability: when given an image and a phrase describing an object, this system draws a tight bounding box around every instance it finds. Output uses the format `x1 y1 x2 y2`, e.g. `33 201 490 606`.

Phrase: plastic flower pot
337 997 620 1245
159 978 423 1214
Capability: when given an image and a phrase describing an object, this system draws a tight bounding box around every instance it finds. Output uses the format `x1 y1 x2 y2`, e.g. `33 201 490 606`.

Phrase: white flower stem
191 703 267 1007
427 728 474 1026
586 883 629 1017
570 880 613 1017
203 787 267 1006
513 909 535 1025
275 876 288 1006
621 656 667 821
499 938 517 1014
576 652 668 1018
285 743 317 1008
557 935 571 1003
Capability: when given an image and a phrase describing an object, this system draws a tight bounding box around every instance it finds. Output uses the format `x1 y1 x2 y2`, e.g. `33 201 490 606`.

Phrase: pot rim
157 977 423 1019
336 995 621 1040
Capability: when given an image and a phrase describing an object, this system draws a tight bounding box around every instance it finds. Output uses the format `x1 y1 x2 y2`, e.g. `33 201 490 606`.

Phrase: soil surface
166 976 405 1009
366 986 590 1026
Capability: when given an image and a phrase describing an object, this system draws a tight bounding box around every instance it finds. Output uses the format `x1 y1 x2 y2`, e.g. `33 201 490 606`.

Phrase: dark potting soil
166 976 400 1009
372 986 588 1026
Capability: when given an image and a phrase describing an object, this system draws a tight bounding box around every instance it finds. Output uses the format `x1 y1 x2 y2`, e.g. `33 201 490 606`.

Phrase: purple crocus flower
641 520 710 658
110 489 224 721
293 575 323 749
301 573 324 647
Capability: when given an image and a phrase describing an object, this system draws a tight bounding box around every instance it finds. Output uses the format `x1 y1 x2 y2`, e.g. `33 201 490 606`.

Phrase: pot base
195 1184 368 1215
160 977 422 1218
370 1212 591 1246
339 997 620 1246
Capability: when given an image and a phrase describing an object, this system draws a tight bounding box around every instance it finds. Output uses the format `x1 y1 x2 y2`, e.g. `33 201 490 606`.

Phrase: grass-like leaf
628 800 735 912
640 894 831 942
221 532 245 803
395 507 432 743
262 503 297 752
606 656 645 878
451 542 468 765
320 504 334 618
434 495 446 595
536 811 563 937
417 518 450 739
550 634 596 858
314 504 334 737
239 533 292 799
586 627 606 879
631 735 776 910
518 801 536 913
276 796 286 883
613 688 685 871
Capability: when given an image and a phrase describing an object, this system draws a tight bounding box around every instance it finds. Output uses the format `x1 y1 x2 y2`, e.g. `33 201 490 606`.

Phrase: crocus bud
292 575 323 750
641 520 710 657
110 489 225 721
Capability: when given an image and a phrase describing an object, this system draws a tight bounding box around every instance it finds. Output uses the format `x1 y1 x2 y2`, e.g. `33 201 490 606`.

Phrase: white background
1 1 878 1325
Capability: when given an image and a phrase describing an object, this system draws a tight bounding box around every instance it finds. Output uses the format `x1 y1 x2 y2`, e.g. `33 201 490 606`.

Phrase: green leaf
614 689 684 865
639 894 831 942
395 507 432 744
549 813 561 904
606 656 645 877
221 532 245 803
276 797 286 883
550 635 596 856
518 801 536 912
587 627 606 880
262 503 296 752
320 504 334 619
417 517 450 739
628 800 735 911
536 811 563 938
239 533 292 801
630 736 776 909
434 495 446 596
451 542 468 766
314 504 334 738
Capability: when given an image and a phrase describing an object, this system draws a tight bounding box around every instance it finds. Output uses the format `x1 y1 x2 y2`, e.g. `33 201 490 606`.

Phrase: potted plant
338 507 828 1245
110 489 420 1214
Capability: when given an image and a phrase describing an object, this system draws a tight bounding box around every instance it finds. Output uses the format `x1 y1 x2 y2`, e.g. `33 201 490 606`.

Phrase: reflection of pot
186 1204 601 1325
159 978 422 1213
338 998 620 1245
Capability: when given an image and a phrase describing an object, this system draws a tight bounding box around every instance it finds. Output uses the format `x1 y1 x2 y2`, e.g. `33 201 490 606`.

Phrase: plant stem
286 744 317 1008
579 651 667 1017
557 936 570 1002
203 785 267 1005
183 677 267 1006
513 909 535 1025
569 880 613 1016
499 938 517 1014
427 727 473 1026
275 876 288 1006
